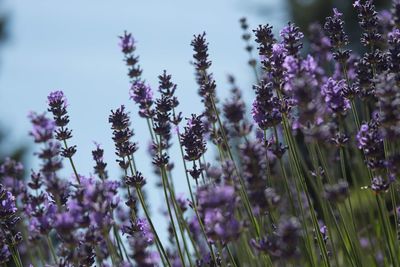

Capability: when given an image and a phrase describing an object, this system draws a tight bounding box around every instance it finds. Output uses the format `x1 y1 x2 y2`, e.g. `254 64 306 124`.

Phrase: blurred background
0 0 391 240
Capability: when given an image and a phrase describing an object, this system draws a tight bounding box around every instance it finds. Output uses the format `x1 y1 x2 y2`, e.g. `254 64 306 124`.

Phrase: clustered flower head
3 1 400 266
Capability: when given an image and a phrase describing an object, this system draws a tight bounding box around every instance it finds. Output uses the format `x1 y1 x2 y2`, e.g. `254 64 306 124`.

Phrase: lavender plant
2 1 400 266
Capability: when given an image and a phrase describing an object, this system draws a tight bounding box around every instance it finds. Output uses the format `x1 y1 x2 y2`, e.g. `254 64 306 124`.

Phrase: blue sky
0 0 287 241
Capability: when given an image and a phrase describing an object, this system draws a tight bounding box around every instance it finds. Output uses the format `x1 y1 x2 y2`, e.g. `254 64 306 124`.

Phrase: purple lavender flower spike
252 79 282 130
280 22 304 57
119 31 142 82
375 73 400 139
109 105 138 169
119 31 135 54
180 114 207 162
321 78 350 116
28 112 55 143
353 0 382 47
0 158 24 197
0 184 21 264
47 90 78 161
123 218 158 266
324 8 348 49
129 81 154 118
197 185 241 243
252 217 301 259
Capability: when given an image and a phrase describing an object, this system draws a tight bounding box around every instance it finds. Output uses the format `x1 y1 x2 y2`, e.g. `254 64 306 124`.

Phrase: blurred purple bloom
28 112 55 143
321 78 350 115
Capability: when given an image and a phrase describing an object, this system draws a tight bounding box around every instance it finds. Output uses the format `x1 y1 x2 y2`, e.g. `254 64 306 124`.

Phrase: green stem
46 235 58 264
135 187 172 267
160 165 186 266
226 245 238 267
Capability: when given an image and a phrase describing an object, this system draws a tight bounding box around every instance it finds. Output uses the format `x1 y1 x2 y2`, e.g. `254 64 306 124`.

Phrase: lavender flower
252 79 282 130
47 90 77 159
324 8 351 63
123 218 158 267
392 0 400 27
92 143 108 179
109 105 138 169
191 33 218 125
130 81 154 118
0 158 24 197
119 31 142 81
285 55 325 136
240 141 269 213
308 22 332 64
356 120 383 157
7 7 400 266
180 114 206 162
280 22 304 57
375 73 400 139
324 8 348 49
152 71 178 149
197 185 241 243
119 31 135 54
28 112 55 143
321 78 350 116
370 175 395 194
354 0 382 47
0 184 19 227
0 184 21 264
324 180 349 202
253 24 276 70
252 217 301 259
223 80 245 125
388 29 400 75
223 76 252 137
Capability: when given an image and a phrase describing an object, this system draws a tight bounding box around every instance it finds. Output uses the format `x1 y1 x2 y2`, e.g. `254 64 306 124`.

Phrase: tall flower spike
324 8 348 49
92 143 108 180
324 8 351 63
122 218 158 266
253 24 276 70
28 112 55 143
180 114 207 162
239 18 258 71
375 73 400 139
239 140 270 213
353 0 382 47
223 76 246 125
308 22 332 64
356 117 385 170
321 78 350 116
119 31 142 82
129 81 154 118
280 22 304 57
109 105 138 169
252 79 282 130
47 91 77 159
191 33 218 126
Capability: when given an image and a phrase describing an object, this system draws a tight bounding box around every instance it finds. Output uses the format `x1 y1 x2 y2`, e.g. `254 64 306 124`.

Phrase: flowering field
1 0 400 266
